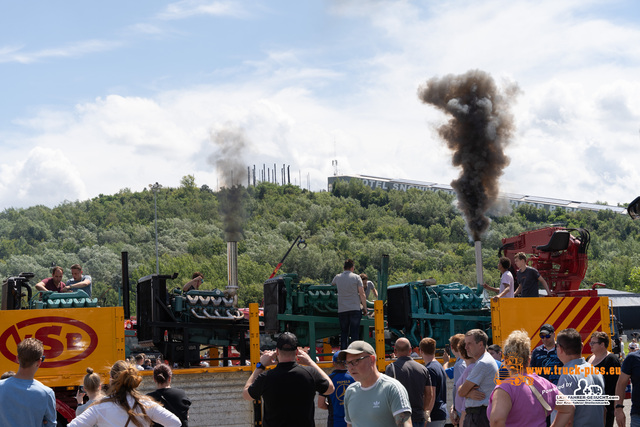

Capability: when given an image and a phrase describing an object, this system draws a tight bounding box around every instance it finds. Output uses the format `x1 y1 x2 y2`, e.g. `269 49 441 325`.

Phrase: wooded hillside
1 176 639 310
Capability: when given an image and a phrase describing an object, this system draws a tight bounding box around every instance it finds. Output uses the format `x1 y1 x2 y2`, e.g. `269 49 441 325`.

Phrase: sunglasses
539 334 552 339
41 355 46 362
346 355 369 368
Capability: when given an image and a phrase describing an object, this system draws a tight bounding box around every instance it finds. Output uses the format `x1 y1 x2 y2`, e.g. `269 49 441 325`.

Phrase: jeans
339 310 361 349
631 414 640 427
426 421 445 427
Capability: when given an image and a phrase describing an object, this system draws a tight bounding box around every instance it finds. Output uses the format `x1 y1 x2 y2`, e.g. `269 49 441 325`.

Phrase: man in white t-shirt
482 257 514 301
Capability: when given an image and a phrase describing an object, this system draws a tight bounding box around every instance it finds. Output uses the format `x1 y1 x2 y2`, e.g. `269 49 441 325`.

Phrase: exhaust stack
225 237 239 306
475 240 483 286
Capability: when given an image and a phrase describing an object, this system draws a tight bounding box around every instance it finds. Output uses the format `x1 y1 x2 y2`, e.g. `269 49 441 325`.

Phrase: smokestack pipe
121 251 130 319
475 241 483 286
226 241 239 304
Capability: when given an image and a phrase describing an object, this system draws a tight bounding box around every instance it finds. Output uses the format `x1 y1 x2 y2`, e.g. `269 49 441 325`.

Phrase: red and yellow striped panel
491 296 611 356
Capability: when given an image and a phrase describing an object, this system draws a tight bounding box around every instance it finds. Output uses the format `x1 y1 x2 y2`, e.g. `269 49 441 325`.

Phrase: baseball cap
540 324 555 335
337 341 376 362
276 332 298 351
332 351 343 364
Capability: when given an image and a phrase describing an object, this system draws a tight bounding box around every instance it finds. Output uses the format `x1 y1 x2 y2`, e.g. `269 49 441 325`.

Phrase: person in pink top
487 330 574 427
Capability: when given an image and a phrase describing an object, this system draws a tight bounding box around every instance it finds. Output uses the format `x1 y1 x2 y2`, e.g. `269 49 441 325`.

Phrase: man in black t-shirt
513 252 554 297
419 337 448 426
243 332 334 426
615 349 640 426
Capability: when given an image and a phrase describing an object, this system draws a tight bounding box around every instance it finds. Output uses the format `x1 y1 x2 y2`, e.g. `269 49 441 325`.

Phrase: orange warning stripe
530 297 604 350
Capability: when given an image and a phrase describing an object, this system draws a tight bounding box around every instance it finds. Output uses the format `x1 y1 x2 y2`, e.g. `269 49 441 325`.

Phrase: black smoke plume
418 70 519 241
208 125 247 241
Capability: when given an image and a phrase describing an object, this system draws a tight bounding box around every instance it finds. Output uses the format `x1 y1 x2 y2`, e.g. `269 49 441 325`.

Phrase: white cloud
157 0 247 20
2 0 640 210
0 39 122 64
0 147 86 208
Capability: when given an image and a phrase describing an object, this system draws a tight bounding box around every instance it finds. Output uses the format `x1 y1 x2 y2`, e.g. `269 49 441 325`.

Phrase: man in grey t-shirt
64 264 93 297
332 259 367 349
341 340 412 427
458 329 498 427
556 328 605 427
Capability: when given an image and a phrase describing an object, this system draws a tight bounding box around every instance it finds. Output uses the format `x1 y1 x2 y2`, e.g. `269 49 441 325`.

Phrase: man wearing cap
318 350 355 427
386 338 433 427
332 259 368 349
243 332 334 427
530 324 563 385
339 340 412 426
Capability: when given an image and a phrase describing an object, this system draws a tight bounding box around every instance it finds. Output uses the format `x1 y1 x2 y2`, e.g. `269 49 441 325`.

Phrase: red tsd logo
0 316 99 368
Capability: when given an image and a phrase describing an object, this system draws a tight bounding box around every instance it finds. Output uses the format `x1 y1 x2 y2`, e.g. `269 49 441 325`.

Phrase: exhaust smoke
209 125 248 304
418 70 519 241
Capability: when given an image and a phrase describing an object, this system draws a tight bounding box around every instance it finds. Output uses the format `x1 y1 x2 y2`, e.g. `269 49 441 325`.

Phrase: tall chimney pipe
474 241 483 286
226 240 239 305
121 251 130 319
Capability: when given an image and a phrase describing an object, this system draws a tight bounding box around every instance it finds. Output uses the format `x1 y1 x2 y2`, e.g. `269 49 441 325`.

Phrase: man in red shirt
35 266 67 293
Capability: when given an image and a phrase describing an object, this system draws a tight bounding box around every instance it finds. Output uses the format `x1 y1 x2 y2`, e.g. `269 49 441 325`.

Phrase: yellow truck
0 305 125 425
491 295 613 355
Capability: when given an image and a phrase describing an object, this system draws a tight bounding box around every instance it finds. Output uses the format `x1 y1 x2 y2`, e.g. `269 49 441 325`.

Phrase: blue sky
1 0 640 210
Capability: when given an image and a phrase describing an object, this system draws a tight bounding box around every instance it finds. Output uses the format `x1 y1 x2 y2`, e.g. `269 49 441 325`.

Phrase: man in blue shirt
530 323 563 385
0 338 57 426
319 351 355 427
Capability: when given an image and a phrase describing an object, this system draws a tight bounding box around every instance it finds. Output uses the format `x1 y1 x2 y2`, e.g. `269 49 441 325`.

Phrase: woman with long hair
69 360 180 427
75 367 104 416
147 364 191 427
487 330 574 427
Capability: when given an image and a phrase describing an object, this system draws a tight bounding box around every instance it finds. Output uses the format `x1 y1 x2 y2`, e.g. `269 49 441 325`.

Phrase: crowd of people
5 258 640 426
239 324 631 427
0 338 191 427
312 324 632 427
